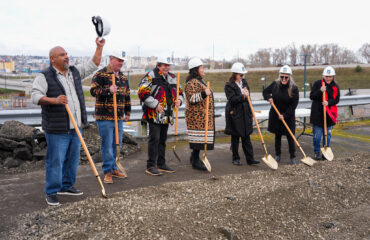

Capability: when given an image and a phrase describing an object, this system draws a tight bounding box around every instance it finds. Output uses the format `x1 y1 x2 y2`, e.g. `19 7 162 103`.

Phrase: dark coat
224 79 253 138
263 81 299 135
310 79 340 127
41 65 87 134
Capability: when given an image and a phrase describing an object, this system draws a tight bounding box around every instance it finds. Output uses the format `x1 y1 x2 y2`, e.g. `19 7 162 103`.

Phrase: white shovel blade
201 154 212 172
262 154 278 170
301 156 316 167
321 147 334 161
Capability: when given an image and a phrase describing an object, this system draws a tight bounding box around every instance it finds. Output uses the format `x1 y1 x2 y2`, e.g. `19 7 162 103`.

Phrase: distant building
0 58 15 72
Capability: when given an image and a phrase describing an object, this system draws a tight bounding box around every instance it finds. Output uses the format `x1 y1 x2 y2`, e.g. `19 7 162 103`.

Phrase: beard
63 63 69 70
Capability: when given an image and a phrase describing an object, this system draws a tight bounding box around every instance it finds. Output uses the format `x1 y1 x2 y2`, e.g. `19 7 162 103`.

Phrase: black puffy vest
41 65 87 133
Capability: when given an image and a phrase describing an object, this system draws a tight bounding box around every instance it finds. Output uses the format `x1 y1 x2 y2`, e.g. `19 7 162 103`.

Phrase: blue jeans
313 125 333 153
44 129 81 196
96 120 123 174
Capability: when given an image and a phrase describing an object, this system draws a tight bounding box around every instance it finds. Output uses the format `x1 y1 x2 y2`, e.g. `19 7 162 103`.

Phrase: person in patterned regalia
185 58 215 171
138 57 184 176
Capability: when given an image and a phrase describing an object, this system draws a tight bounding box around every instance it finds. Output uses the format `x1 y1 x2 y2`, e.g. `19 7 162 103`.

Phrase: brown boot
104 172 113 184
112 169 127 179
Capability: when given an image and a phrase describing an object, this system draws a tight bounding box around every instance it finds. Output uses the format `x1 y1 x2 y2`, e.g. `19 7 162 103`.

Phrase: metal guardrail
1 95 370 125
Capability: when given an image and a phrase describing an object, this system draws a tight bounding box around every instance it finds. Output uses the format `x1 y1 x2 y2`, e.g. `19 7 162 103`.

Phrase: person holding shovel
224 62 260 166
31 37 105 206
263 65 299 165
90 52 131 183
185 58 215 171
138 57 184 176
310 66 340 160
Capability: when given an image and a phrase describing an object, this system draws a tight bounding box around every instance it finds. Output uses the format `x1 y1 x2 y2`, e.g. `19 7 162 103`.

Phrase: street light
261 75 266 89
300 54 311 98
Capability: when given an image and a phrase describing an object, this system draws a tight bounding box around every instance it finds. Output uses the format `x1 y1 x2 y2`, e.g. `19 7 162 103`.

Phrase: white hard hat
323 66 336 76
188 57 203 70
157 57 173 65
279 65 292 75
231 62 248 74
92 16 111 38
110 51 126 61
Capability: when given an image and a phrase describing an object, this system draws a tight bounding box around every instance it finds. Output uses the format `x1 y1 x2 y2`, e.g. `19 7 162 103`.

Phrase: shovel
172 72 181 162
112 74 127 177
65 105 107 198
201 81 212 172
245 91 278 170
320 82 334 161
270 102 316 166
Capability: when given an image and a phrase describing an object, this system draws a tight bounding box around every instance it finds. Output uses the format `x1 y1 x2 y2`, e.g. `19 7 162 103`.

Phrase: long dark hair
186 67 202 82
228 73 239 83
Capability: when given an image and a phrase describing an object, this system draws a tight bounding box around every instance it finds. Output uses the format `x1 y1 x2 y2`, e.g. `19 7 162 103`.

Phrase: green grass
82 66 370 93
0 88 22 94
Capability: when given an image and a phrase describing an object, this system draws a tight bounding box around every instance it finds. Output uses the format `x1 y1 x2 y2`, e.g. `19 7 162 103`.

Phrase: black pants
231 135 254 162
275 134 296 158
147 123 169 168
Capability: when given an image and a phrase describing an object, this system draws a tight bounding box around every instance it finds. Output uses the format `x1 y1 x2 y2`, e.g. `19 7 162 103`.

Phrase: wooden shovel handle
204 82 210 145
65 105 99 177
270 102 300 147
322 81 328 146
246 94 264 144
175 73 180 135
112 74 119 145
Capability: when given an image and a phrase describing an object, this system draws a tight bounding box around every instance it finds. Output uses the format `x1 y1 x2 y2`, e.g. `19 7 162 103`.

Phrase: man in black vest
31 38 105 206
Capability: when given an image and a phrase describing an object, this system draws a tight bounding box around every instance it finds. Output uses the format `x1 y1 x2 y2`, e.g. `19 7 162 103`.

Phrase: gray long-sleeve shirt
31 60 98 129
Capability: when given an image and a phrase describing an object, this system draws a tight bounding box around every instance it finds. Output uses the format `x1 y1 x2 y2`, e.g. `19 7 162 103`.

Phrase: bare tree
299 44 313 64
256 48 272 67
358 43 370 63
288 43 298 65
338 48 357 64
311 44 321 64
319 44 331 64
280 47 288 65
272 48 280 66
330 44 340 64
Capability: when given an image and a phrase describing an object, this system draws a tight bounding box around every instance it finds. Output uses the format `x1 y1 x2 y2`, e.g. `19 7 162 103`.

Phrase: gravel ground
6 152 370 240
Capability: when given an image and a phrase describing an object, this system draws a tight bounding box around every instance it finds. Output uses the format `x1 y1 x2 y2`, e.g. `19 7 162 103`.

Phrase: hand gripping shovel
270 102 316 166
320 82 334 161
112 74 127 177
201 82 212 172
65 105 107 198
245 92 278 170
172 72 181 162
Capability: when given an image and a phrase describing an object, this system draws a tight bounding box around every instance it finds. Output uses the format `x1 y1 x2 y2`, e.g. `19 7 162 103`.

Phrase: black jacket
224 79 253 138
41 65 87 133
310 79 340 127
263 81 299 135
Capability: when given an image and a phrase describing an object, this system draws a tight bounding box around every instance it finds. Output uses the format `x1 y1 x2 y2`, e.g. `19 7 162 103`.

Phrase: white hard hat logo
283 67 287 72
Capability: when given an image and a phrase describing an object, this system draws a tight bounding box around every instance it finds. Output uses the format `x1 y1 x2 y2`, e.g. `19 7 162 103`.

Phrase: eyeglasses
280 76 289 80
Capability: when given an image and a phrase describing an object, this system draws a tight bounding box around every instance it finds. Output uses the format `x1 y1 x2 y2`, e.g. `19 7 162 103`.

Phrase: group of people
32 38 340 206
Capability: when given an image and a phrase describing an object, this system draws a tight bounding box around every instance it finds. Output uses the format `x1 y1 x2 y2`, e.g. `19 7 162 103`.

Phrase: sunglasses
280 76 289 80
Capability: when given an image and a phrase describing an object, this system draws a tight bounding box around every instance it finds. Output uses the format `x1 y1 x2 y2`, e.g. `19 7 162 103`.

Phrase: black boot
247 159 260 165
192 150 207 171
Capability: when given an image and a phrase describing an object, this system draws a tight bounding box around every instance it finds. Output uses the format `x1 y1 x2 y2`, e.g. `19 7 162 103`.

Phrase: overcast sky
0 0 368 60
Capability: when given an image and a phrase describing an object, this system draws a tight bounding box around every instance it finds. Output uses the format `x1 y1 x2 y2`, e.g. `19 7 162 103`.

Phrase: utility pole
137 46 141 65
2 60 6 98
212 42 215 62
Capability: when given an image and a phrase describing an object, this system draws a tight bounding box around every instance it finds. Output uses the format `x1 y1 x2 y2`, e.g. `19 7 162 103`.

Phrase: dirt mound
7 152 370 240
